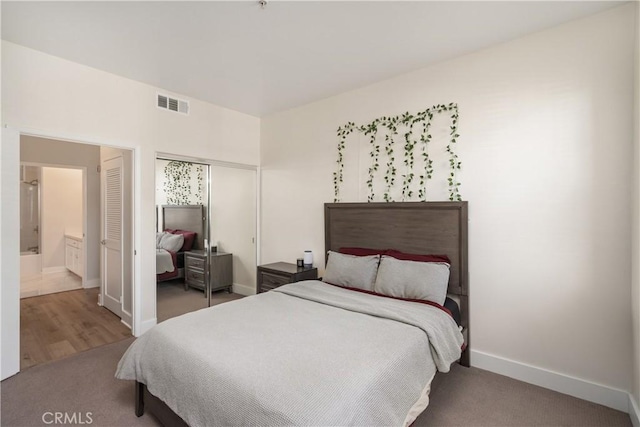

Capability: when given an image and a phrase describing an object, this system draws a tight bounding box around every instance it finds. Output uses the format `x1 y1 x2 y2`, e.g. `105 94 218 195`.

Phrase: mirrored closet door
155 157 256 322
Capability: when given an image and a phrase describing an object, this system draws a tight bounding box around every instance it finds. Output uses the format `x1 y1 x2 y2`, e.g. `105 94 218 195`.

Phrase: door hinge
97 165 101 173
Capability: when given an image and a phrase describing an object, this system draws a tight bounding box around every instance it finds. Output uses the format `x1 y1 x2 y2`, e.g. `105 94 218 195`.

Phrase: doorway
17 135 134 370
155 155 256 322
19 163 85 299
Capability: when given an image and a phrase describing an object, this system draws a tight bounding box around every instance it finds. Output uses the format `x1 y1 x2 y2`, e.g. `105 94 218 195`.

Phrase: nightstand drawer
185 255 205 271
257 262 318 293
261 272 289 289
186 269 205 285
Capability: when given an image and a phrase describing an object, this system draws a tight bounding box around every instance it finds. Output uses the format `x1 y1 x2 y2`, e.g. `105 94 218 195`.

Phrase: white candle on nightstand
303 250 313 267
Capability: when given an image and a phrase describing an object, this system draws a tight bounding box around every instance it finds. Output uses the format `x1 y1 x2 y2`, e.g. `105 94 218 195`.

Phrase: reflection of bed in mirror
156 205 205 283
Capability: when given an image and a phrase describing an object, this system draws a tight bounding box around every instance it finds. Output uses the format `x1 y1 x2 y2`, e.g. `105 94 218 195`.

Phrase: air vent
157 93 189 115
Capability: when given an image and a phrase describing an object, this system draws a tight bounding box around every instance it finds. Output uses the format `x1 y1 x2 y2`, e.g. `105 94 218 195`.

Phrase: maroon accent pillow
171 230 196 252
163 228 176 234
339 247 386 256
385 249 450 264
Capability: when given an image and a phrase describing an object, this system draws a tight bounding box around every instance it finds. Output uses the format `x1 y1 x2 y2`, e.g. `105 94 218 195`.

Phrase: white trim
156 152 257 171
120 317 132 330
256 166 261 268
42 266 68 274
138 317 157 336
630 394 640 427
84 278 100 288
471 350 629 412
132 146 142 336
121 307 132 328
1 127 21 380
232 283 255 296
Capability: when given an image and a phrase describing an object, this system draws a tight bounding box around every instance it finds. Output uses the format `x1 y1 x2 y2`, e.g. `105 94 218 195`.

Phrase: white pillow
159 232 184 253
156 232 166 248
323 251 380 291
374 255 450 305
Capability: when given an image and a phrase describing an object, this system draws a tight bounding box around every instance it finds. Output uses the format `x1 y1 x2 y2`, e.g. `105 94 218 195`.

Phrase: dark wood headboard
324 201 469 366
161 205 206 250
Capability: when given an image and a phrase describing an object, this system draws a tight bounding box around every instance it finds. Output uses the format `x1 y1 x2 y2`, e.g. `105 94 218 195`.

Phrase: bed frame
161 205 206 250
156 205 206 283
324 201 469 366
137 201 469 425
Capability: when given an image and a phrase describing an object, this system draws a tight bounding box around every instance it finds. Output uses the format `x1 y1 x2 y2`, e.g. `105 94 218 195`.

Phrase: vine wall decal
163 161 204 205
333 103 461 203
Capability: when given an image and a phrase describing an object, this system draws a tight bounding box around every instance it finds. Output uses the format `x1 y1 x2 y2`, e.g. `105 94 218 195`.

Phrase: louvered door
102 157 123 317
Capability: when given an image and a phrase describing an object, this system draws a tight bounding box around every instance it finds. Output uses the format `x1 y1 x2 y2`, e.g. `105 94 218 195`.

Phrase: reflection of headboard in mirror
161 205 205 250
324 201 469 366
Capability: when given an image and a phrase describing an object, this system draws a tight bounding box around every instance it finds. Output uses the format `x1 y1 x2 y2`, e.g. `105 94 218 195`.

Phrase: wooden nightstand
185 250 233 294
257 262 318 293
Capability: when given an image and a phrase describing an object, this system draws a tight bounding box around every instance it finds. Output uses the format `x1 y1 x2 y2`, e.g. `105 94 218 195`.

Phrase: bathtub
20 253 42 280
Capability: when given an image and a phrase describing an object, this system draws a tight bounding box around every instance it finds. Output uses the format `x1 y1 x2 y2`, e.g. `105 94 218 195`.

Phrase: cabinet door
66 243 74 271
76 244 83 277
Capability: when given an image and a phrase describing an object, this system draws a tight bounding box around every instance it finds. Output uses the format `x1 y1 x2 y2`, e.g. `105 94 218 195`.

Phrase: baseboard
42 266 68 274
83 278 100 288
630 394 640 427
232 283 255 296
121 309 132 330
121 318 132 330
471 350 629 412
137 317 157 337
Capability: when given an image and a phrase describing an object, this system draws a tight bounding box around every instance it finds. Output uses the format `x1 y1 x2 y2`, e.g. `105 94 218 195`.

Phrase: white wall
632 0 640 420
41 167 83 270
21 136 99 281
2 40 260 347
261 4 635 400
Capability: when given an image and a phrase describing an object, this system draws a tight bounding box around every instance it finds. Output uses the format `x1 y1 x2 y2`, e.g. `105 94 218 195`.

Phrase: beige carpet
1 337 155 427
2 331 631 427
156 280 243 322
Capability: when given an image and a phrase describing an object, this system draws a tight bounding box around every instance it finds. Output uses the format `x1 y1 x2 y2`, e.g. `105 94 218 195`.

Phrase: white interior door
102 156 123 317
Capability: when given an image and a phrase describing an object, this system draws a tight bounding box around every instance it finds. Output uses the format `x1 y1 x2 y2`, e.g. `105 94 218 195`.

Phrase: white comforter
116 281 463 427
156 249 175 274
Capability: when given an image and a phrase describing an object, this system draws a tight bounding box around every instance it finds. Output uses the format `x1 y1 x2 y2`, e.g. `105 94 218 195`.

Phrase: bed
119 201 469 426
156 205 205 283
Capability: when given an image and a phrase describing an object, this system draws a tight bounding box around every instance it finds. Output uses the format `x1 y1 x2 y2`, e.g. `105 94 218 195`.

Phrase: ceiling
1 1 625 117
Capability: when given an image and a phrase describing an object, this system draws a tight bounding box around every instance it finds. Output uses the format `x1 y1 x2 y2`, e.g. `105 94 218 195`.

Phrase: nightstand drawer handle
188 270 205 283
262 272 289 287
186 257 205 270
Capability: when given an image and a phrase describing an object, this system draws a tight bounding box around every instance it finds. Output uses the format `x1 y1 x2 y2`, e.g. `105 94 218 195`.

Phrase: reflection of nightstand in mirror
185 250 233 294
257 262 318 293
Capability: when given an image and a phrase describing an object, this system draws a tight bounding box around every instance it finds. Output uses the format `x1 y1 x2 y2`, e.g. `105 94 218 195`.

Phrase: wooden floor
20 288 131 370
